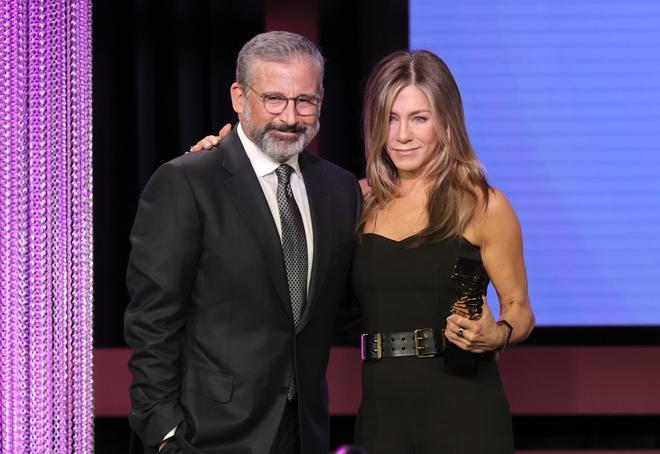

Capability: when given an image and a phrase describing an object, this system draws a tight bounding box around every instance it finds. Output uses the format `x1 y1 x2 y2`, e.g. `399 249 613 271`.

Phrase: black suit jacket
125 128 361 453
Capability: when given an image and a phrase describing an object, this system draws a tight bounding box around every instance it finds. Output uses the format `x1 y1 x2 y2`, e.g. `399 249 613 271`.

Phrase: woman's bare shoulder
465 187 518 245
484 187 516 219
476 187 522 245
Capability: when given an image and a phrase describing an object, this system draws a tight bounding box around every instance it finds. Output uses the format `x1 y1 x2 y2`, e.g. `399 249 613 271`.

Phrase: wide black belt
360 328 445 361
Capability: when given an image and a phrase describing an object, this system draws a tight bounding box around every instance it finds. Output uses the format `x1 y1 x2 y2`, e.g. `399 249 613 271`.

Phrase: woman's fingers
189 135 221 153
188 124 233 153
445 317 474 350
445 315 492 352
218 123 232 139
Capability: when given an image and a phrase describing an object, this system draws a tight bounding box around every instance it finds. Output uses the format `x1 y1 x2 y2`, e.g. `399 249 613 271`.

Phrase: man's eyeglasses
244 85 320 116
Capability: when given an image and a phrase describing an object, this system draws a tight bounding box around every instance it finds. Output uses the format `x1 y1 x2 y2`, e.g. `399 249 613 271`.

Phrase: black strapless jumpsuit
351 234 513 454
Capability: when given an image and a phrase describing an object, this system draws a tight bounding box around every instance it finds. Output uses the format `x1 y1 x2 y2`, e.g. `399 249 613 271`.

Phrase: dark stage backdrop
93 0 407 348
94 0 263 347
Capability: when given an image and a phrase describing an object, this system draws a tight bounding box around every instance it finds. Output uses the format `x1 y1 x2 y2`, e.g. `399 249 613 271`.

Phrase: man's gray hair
236 31 325 91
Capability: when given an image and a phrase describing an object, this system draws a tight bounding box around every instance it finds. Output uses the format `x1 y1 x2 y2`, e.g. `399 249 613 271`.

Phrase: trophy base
444 342 481 376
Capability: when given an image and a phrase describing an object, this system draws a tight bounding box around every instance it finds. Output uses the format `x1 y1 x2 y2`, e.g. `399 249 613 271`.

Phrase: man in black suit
125 31 361 453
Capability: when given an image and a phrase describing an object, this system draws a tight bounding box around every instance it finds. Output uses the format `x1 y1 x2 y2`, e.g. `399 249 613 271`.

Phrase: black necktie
275 164 308 400
275 164 308 326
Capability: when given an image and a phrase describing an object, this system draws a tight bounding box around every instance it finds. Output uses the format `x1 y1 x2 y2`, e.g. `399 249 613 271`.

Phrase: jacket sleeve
334 288 363 346
124 162 202 447
334 176 364 345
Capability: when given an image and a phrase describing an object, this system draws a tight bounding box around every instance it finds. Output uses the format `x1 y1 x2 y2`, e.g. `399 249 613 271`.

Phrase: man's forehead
253 55 316 69
250 57 321 92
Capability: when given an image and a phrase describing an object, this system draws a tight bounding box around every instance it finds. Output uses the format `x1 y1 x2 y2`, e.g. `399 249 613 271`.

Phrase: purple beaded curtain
0 0 93 452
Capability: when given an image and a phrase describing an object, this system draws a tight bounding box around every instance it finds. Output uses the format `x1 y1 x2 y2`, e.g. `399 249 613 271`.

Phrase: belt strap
360 328 445 361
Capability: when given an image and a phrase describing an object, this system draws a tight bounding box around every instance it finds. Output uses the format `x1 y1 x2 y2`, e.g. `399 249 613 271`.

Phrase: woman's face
385 84 440 180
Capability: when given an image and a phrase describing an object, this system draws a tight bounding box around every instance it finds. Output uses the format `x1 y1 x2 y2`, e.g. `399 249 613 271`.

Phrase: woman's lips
392 147 418 155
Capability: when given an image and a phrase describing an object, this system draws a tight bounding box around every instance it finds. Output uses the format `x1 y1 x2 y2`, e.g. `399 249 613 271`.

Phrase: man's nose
278 99 298 125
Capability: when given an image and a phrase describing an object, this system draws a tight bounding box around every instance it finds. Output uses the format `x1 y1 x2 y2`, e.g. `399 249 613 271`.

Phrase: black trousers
131 400 302 454
269 398 301 454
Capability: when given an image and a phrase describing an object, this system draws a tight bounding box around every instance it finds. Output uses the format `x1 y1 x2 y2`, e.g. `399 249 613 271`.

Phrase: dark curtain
319 0 409 176
93 0 264 346
92 0 407 347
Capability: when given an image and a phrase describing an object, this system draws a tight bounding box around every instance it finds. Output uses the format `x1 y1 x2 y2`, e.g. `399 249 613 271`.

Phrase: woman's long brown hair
357 50 490 245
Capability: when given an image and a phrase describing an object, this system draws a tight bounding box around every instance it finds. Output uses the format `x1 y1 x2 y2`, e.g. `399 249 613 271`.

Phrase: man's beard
242 103 319 163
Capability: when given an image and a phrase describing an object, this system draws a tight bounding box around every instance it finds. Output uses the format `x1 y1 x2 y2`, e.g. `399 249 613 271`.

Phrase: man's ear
316 90 324 115
230 82 245 114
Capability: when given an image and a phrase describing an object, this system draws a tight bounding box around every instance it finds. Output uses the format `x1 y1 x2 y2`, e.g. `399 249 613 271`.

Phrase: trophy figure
444 257 489 375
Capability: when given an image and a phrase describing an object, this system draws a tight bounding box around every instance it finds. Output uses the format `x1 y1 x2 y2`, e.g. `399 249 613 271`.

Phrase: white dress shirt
237 122 314 289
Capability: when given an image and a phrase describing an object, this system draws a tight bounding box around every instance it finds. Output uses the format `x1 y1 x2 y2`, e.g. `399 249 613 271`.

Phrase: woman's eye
413 116 428 123
389 115 397 123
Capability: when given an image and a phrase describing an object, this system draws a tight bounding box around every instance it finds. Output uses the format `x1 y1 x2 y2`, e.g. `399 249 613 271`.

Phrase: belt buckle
361 333 382 361
414 328 435 358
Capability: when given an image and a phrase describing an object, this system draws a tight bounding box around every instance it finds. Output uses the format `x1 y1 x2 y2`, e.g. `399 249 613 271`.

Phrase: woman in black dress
190 49 535 454
352 50 535 454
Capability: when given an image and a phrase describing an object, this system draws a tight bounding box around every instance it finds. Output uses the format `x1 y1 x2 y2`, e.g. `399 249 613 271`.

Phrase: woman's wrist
495 319 513 352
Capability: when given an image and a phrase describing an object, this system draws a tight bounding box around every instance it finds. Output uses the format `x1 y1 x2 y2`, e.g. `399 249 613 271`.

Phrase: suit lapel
220 129 293 320
297 152 333 333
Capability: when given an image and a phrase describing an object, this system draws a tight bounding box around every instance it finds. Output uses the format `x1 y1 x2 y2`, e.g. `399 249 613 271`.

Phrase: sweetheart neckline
362 232 480 249
362 232 420 243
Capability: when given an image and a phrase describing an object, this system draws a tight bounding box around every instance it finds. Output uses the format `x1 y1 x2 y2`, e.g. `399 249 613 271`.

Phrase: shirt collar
237 122 302 178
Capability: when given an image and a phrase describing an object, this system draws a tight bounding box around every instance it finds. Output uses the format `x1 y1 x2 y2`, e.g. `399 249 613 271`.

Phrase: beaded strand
1 0 93 451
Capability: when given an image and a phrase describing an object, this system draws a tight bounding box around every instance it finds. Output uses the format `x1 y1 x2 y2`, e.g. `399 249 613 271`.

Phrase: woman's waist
359 301 453 332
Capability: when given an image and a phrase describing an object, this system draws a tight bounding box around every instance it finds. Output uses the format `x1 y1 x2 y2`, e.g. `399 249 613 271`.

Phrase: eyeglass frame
243 84 322 116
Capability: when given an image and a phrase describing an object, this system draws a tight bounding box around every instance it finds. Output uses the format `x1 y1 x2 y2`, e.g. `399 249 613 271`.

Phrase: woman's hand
444 300 507 353
187 123 232 153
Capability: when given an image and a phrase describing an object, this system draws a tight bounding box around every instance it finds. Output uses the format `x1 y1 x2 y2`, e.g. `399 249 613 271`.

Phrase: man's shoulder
139 150 223 200
156 146 226 182
169 146 221 169
301 151 357 185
